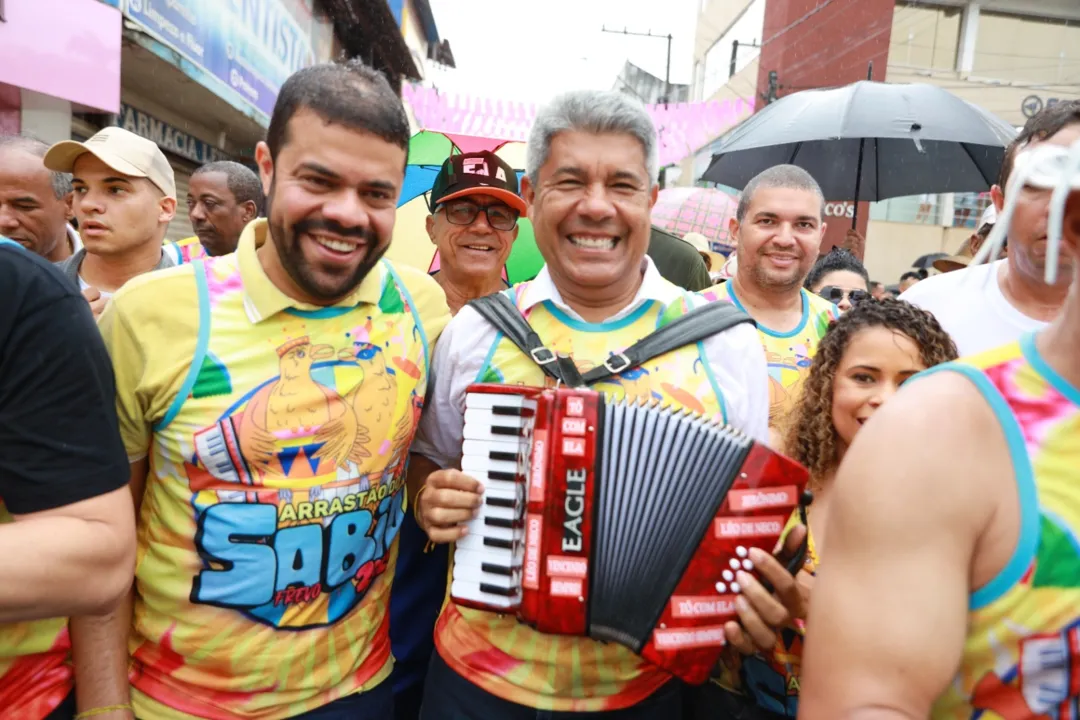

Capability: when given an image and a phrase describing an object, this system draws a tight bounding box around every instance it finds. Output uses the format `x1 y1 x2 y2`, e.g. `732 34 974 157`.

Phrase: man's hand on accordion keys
416 469 484 544
723 523 811 656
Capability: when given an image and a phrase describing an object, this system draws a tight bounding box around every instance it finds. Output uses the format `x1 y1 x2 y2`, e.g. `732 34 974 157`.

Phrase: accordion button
742 559 754 571
715 582 727 593
736 546 748 558
729 558 741 570
722 570 734 582
731 582 742 594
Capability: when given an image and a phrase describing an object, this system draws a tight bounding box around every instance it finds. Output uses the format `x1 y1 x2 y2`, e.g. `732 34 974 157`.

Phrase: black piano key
486 496 515 508
479 582 516 596
489 450 517 462
484 517 516 529
491 406 535 418
481 562 512 576
488 470 517 482
492 425 525 437
483 537 514 550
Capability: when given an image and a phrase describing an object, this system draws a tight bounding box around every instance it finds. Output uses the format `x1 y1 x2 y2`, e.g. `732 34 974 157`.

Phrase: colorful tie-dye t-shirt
706 283 837 434
98 220 450 720
435 284 731 712
927 334 1080 719
0 505 72 720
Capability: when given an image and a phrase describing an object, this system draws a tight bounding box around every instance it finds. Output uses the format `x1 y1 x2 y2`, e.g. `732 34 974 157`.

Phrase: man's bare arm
799 373 1000 719
70 459 148 718
0 485 135 623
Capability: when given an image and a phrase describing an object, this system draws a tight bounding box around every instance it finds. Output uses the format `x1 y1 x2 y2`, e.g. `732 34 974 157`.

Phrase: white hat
44 127 176 199
682 232 727 272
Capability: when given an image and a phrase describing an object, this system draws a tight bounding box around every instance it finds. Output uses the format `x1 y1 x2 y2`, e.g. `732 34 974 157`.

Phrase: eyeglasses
817 286 872 305
439 200 519 231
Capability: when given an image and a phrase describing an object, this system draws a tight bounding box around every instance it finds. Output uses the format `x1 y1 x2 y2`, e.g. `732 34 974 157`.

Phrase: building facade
5 0 432 244
0 0 122 141
689 0 1080 283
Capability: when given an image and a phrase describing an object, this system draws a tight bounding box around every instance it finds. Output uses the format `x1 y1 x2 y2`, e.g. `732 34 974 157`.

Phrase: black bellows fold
589 399 752 651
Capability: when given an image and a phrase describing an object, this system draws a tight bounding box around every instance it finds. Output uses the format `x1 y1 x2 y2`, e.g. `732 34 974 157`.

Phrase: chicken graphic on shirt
235 337 364 479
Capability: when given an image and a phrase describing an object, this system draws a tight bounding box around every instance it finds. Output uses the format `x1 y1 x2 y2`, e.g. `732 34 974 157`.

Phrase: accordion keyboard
453 391 537 610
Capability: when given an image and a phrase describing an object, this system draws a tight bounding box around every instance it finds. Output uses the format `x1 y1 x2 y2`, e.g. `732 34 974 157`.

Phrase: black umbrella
702 81 1017 227
912 252 948 269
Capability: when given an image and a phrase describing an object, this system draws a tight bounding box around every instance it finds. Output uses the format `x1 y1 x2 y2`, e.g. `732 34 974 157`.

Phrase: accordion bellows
452 384 810 685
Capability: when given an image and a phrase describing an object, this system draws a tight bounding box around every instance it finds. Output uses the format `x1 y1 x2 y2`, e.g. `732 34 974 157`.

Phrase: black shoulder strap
468 293 563 383
579 300 755 385
469 293 756 388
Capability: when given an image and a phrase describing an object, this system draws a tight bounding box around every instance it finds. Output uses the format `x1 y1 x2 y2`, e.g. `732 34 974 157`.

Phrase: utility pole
601 26 674 107
729 39 762 80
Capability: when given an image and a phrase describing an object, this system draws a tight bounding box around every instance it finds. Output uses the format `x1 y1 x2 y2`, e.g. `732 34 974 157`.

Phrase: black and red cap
428 151 526 215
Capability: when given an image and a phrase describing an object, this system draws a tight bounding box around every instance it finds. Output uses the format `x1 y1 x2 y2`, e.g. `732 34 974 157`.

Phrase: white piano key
471 522 517 542
465 393 538 411
453 551 519 576
464 408 531 436
462 454 523 477
462 438 524 460
477 503 519 523
452 563 520 589
463 473 521 494
455 529 521 552
451 578 521 609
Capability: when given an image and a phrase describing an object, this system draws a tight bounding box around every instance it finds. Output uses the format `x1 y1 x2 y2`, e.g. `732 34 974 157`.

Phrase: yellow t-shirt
99 220 450 719
706 283 838 432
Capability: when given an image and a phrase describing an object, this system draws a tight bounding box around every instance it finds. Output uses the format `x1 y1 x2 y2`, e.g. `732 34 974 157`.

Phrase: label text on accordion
566 396 585 416
715 515 786 538
727 486 798 511
547 555 588 578
550 578 582 598
562 437 585 456
561 417 587 435
524 513 543 590
530 429 547 502
562 468 586 552
653 626 727 650
671 595 737 619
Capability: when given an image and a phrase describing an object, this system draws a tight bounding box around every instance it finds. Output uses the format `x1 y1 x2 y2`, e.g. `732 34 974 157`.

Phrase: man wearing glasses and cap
44 127 177 319
390 150 526 720
424 151 526 315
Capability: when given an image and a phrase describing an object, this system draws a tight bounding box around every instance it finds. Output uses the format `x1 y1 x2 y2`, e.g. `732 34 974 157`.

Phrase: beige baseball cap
44 127 176 198
682 232 727 272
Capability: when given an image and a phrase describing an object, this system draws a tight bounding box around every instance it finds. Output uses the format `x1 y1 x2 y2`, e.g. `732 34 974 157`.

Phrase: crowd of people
0 57 1076 720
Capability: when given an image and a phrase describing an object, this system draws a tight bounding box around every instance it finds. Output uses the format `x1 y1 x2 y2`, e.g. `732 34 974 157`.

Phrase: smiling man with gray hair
406 89 770 718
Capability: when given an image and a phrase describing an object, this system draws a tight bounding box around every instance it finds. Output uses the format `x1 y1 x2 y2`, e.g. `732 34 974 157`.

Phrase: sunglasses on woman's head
817 286 872 305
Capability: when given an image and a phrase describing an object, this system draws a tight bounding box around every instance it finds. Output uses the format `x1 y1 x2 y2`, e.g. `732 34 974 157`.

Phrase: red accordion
450 383 810 685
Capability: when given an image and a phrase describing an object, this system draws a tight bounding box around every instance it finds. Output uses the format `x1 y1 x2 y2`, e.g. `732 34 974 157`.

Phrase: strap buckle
530 347 557 366
603 352 632 374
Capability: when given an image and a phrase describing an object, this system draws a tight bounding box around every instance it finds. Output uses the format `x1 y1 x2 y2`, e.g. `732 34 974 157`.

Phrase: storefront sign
118 103 230 165
121 0 333 118
1021 95 1064 119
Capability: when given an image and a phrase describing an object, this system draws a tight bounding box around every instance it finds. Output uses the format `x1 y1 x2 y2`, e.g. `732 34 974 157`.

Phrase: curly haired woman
689 298 958 720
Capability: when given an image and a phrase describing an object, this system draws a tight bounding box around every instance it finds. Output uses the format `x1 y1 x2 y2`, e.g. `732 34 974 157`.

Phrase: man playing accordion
407 90 778 718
